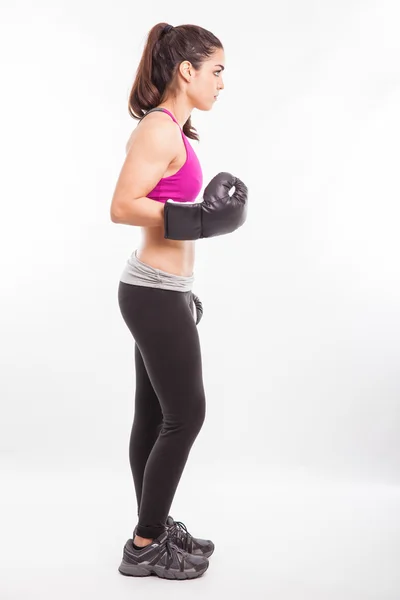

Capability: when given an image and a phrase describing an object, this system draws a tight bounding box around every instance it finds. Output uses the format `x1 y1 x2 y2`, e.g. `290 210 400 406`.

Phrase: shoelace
161 535 187 563
168 520 193 552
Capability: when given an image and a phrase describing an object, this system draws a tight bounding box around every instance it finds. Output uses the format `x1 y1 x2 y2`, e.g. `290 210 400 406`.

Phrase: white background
1 0 399 598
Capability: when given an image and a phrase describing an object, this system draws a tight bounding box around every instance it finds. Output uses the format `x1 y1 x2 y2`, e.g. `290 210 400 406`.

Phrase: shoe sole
118 558 209 579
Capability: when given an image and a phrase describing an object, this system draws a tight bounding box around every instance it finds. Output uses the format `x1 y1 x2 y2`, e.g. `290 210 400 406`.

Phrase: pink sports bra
138 107 203 204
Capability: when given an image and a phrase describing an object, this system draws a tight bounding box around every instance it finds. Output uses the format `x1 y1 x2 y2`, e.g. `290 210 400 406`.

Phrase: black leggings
117 282 206 539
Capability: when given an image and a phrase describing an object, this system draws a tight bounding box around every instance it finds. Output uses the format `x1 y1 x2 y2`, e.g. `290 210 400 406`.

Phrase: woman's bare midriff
137 225 195 277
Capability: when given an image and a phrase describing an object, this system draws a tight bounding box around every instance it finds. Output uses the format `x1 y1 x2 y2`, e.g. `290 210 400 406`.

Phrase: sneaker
166 516 215 558
118 529 209 580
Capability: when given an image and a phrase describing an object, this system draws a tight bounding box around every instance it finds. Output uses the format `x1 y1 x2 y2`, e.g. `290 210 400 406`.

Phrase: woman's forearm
111 197 165 227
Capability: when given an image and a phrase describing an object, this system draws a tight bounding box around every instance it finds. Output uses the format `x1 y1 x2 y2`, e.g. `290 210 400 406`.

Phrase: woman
111 22 248 580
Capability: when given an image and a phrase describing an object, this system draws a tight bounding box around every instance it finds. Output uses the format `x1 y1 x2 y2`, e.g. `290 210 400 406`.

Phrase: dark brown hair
128 23 223 141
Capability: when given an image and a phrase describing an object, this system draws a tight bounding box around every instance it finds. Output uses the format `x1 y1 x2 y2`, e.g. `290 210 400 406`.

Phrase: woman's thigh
118 284 205 421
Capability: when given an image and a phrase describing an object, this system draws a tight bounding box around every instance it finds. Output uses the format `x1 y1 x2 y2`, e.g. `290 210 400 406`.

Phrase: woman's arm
111 195 164 227
110 115 178 226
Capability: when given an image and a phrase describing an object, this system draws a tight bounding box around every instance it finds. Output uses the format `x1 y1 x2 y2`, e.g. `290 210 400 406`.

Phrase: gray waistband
119 250 195 292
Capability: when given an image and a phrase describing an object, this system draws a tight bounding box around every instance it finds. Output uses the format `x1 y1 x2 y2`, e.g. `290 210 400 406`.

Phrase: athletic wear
118 529 209 579
119 248 194 291
117 107 208 552
119 249 198 322
140 107 203 204
118 281 206 540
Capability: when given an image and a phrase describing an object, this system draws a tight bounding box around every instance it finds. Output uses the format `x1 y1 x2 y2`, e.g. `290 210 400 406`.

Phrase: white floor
1 461 399 600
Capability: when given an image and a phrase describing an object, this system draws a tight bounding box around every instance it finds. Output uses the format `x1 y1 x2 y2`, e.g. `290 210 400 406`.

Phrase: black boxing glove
191 292 203 325
164 171 248 241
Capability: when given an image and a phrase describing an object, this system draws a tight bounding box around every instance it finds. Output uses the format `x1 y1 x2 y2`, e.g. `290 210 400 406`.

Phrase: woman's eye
214 70 221 76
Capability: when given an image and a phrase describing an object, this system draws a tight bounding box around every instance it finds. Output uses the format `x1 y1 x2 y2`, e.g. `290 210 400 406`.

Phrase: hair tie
162 24 174 34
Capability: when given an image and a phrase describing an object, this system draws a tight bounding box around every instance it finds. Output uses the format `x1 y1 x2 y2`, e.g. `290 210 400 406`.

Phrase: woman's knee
191 396 206 431
166 393 206 436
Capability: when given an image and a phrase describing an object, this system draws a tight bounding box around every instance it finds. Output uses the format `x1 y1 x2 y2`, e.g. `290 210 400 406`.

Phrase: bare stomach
136 225 195 277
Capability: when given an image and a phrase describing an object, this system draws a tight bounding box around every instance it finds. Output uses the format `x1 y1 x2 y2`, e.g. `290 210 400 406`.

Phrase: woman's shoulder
125 109 180 155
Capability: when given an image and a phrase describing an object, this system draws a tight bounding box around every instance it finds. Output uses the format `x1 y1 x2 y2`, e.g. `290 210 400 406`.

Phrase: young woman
111 22 248 580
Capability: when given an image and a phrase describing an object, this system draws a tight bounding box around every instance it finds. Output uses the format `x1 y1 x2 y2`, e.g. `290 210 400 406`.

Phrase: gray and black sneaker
118 529 209 580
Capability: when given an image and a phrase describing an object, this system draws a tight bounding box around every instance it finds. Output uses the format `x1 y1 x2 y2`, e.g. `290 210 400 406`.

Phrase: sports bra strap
139 107 180 129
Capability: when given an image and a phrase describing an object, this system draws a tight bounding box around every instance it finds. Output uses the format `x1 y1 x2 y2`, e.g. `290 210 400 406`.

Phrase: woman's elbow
110 198 129 223
110 208 122 223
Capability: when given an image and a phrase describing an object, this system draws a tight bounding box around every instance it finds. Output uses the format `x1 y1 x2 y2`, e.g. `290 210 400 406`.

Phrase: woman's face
185 48 225 111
